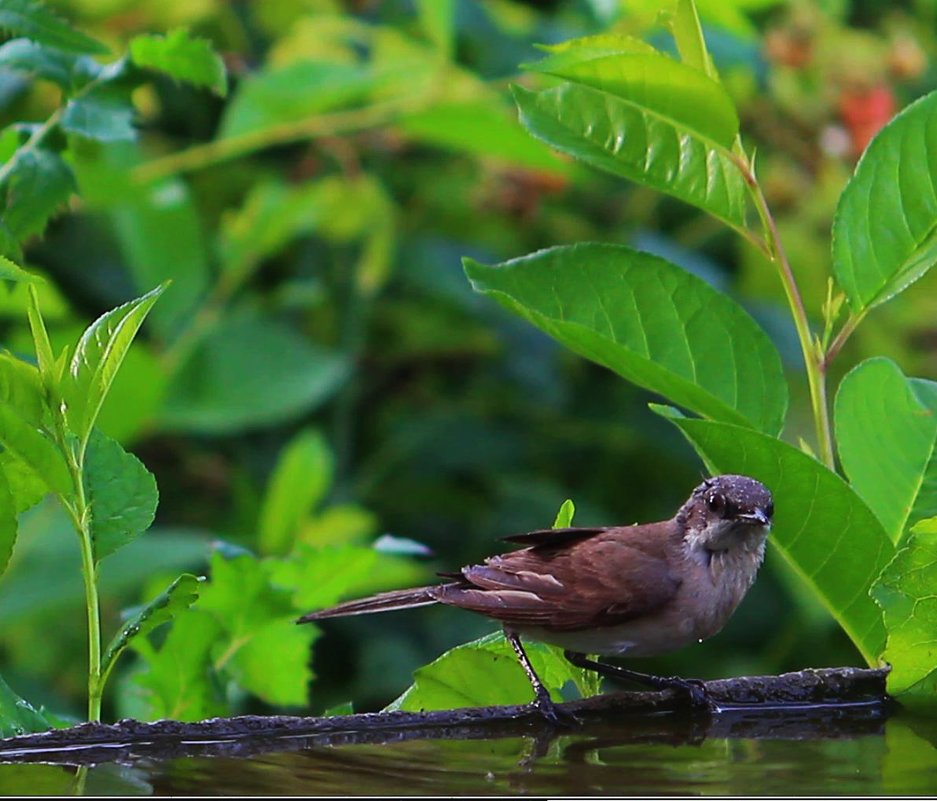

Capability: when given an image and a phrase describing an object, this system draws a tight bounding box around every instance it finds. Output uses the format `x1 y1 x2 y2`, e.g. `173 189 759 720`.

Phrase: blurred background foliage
0 0 935 720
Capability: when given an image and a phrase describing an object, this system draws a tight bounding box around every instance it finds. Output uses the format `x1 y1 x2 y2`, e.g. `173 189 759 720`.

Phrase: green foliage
832 93 937 314
836 359 937 543
130 29 227 96
465 244 788 434
0 0 934 729
871 517 937 703
0 674 52 737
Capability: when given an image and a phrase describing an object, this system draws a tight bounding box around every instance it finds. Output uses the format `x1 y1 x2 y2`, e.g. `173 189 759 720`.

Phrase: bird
298 474 774 722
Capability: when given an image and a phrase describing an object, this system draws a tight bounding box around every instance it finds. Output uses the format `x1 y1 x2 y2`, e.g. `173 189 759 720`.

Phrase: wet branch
0 667 891 766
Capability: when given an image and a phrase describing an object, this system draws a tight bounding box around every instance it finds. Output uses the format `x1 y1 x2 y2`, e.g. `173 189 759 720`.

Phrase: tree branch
0 667 890 767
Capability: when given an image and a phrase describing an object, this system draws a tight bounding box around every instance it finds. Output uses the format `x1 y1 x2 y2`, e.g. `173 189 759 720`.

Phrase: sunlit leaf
657 407 893 665
415 0 454 57
130 28 227 96
61 88 136 142
832 91 937 313
527 51 738 147
465 243 787 434
63 284 165 449
0 470 18 580
835 358 937 543
552 499 575 528
512 83 749 233
0 404 70 497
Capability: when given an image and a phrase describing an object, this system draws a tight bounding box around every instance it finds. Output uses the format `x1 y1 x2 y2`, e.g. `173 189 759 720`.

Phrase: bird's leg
564 650 713 710
504 629 577 726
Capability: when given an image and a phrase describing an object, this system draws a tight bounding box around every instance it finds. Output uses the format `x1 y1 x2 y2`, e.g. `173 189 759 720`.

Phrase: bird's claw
658 676 714 712
531 689 580 727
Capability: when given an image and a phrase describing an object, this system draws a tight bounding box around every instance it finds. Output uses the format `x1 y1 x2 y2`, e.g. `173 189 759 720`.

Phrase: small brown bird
298 474 773 722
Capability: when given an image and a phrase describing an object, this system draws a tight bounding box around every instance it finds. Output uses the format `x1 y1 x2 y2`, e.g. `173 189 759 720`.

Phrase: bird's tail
296 585 443 623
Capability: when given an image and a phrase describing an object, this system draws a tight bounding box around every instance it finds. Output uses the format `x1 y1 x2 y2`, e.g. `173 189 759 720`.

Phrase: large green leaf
464 243 787 434
130 28 227 96
161 314 349 434
512 82 749 233
871 517 937 702
386 632 594 712
658 408 893 665
61 88 136 142
832 91 937 313
527 51 738 148
101 573 203 689
83 431 158 562
63 284 164 449
258 429 333 557
836 358 937 544
0 0 107 55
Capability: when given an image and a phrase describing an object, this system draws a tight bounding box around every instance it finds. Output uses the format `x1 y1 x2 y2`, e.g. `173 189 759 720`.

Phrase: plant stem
737 157 836 470
822 310 865 371
64 449 102 722
131 96 426 184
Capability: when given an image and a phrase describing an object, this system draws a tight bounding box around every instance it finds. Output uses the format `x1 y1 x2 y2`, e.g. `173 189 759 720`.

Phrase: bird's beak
737 509 770 526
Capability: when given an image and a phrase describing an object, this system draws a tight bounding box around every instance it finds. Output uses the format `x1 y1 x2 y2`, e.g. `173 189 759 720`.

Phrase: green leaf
657 408 893 665
552 499 575 528
198 552 316 707
464 243 787 435
0 255 41 285
83 430 158 562
832 91 937 313
26 284 56 396
0 403 70 497
396 101 568 174
386 632 593 712
0 672 51 736
871 517 937 702
835 358 937 544
527 51 738 148
0 451 51 513
0 351 45 425
1 149 76 242
130 28 227 97
258 429 333 557
668 0 720 80
0 470 18 580
130 608 225 722
161 314 349 434
101 573 203 689
415 0 454 57
61 88 136 142
219 61 381 140
0 38 75 89
511 82 750 233
63 283 165 448
0 0 107 55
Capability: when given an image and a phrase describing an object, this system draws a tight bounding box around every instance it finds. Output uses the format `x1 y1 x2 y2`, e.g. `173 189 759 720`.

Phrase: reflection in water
140 716 931 796
0 712 936 795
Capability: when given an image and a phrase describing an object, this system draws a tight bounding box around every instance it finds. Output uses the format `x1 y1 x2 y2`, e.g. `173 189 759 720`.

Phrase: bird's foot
530 687 580 728
651 676 714 712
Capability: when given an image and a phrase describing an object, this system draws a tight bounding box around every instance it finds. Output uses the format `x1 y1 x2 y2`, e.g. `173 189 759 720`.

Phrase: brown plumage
299 474 774 722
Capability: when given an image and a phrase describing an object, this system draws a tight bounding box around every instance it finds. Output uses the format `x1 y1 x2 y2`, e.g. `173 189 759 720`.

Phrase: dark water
1 709 936 795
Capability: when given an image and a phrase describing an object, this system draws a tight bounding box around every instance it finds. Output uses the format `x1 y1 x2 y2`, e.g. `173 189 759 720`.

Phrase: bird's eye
707 493 725 513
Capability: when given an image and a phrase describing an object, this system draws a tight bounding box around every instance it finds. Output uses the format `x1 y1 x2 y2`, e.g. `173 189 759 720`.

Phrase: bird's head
678 474 774 556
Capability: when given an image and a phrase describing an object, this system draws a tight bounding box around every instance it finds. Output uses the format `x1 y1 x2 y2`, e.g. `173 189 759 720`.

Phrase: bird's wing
501 526 611 547
433 528 681 632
